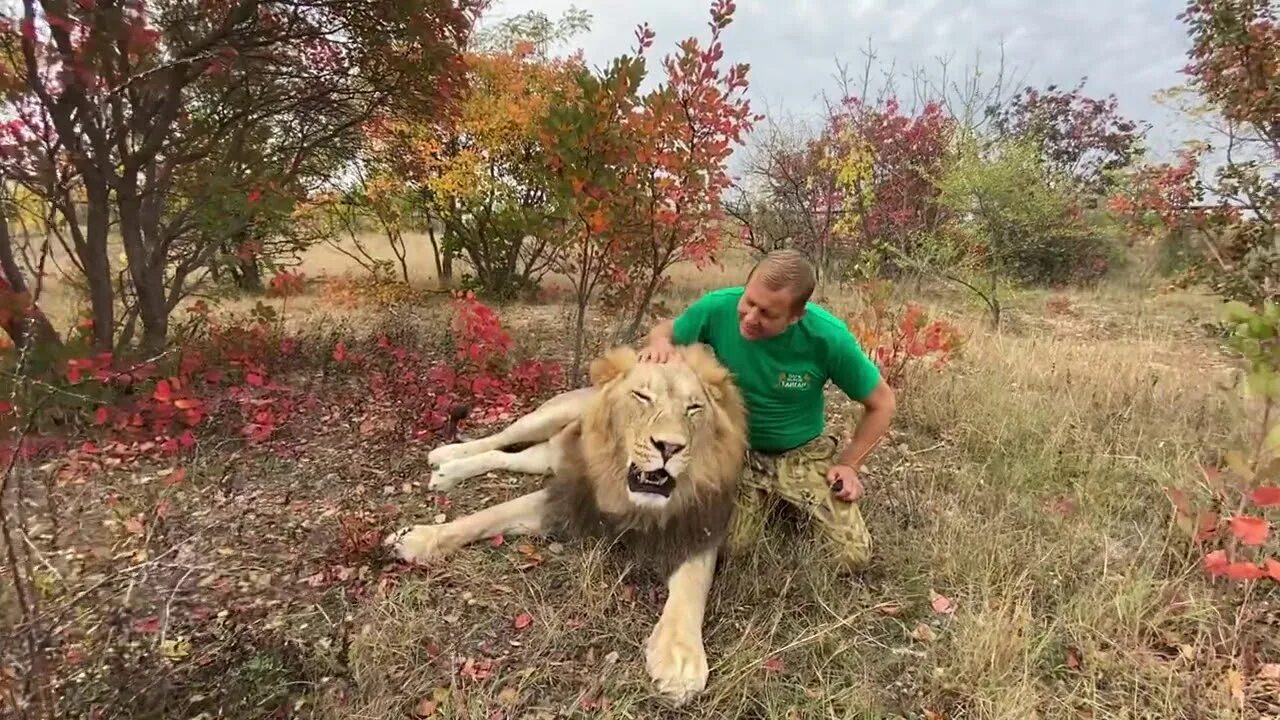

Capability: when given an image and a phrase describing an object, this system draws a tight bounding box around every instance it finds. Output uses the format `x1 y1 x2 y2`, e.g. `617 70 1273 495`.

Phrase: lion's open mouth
627 465 675 497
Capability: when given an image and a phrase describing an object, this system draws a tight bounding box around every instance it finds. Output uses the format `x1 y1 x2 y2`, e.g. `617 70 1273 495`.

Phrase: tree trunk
570 293 589 387
0 210 62 350
116 176 169 353
81 188 116 352
236 256 263 292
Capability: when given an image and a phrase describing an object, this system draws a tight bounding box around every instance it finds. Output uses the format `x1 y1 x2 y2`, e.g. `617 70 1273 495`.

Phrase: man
638 249 895 571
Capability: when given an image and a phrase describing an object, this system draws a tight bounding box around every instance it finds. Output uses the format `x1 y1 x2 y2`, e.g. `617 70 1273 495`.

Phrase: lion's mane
541 344 749 575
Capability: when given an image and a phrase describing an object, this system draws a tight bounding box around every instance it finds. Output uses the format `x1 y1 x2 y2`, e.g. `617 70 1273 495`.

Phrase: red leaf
513 612 533 630
134 616 160 633
164 467 186 486
761 656 785 672
929 590 955 614
1265 558 1280 583
1250 486 1280 508
1225 562 1266 581
153 380 173 403
1229 516 1270 546
1203 549 1229 577
94 407 110 425
245 372 264 387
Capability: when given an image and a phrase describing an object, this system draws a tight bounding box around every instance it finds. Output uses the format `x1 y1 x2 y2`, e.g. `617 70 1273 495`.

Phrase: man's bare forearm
836 382 896 470
647 319 675 346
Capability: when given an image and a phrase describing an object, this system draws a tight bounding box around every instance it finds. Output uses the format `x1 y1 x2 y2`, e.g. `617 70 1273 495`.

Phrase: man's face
737 275 802 341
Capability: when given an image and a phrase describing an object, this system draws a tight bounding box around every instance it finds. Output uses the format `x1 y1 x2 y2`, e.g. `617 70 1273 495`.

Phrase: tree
932 133 1093 326
601 0 759 340
1109 0 1277 308
991 79 1150 194
541 0 758 379
364 10 588 299
1 0 483 352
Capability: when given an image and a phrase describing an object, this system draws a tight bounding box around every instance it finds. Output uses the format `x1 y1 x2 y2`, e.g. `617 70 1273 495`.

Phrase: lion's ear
589 346 638 387
679 343 732 401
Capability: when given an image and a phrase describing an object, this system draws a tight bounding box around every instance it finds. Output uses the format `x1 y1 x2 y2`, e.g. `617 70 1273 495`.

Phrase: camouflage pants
725 434 874 571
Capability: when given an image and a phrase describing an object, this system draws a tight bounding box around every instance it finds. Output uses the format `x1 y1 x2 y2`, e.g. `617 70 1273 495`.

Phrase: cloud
487 0 1198 160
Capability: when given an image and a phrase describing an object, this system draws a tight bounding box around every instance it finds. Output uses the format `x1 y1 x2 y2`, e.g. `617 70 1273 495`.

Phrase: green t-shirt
671 286 881 452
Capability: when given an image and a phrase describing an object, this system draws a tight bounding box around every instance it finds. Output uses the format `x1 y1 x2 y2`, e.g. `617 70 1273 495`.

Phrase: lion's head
573 343 749 518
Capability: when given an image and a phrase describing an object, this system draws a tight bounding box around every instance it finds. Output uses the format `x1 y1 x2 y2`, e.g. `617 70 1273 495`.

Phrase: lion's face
581 344 748 514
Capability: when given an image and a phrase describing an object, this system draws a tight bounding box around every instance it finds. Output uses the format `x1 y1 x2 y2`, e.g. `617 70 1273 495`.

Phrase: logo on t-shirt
776 371 811 390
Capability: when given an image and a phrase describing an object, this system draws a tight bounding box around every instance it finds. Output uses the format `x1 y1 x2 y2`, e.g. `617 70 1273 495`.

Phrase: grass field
6 233 1279 720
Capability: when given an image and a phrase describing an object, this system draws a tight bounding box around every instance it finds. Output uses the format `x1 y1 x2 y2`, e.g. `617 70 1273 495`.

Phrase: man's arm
834 378 896 471
638 319 678 362
824 328 897 501
639 294 713 362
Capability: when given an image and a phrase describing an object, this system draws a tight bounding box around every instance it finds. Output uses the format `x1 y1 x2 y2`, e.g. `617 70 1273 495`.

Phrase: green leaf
1225 449 1254 483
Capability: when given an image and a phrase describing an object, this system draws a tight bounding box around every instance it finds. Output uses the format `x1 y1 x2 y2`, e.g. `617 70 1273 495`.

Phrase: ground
3 238 1279 720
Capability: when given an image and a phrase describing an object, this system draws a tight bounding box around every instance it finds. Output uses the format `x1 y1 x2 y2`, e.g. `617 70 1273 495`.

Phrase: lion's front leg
384 489 550 565
645 546 718 706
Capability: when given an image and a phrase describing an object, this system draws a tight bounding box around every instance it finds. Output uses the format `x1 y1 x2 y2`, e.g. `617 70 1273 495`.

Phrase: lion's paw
645 620 709 706
427 442 473 468
427 458 474 491
383 524 455 564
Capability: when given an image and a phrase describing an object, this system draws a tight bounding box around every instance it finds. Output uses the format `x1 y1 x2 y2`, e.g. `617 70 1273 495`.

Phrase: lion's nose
650 437 685 460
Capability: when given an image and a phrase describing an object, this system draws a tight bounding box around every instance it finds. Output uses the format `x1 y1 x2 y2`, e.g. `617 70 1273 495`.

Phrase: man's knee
725 488 767 555
818 502 874 571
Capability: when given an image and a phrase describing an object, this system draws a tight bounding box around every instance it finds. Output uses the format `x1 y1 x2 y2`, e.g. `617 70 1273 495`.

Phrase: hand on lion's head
579 343 748 514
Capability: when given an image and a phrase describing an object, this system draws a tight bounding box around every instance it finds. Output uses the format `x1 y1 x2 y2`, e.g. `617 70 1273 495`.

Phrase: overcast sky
487 0 1200 165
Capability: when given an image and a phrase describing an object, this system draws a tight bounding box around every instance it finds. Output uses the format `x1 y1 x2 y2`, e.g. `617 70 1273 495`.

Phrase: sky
485 0 1202 166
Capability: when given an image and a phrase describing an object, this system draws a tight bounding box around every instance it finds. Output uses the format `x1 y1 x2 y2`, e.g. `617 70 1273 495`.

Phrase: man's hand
827 463 864 502
638 338 678 363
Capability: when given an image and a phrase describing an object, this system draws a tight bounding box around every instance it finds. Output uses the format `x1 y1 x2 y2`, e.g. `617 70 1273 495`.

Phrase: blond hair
746 249 816 311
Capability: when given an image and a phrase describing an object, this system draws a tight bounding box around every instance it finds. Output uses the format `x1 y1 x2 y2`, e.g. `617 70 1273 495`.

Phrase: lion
383 343 749 705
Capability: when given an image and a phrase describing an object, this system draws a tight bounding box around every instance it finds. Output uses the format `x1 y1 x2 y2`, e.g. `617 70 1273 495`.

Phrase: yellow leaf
1226 668 1244 709
159 638 191 660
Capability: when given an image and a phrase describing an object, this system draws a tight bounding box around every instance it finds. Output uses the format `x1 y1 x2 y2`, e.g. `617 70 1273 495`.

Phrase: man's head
737 249 816 340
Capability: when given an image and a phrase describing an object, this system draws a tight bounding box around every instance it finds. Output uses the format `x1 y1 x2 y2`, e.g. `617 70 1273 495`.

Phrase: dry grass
16 231 1278 719
312 279 1274 719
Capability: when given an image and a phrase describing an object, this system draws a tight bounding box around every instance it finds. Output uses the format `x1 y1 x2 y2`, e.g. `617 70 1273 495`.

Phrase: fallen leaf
412 697 439 717
874 600 904 616
761 655 785 672
929 590 955 614
911 622 936 642
513 612 533 630
1065 645 1081 670
159 638 191 660
1258 663 1280 680
1226 668 1245 709
497 686 520 705
923 709 945 720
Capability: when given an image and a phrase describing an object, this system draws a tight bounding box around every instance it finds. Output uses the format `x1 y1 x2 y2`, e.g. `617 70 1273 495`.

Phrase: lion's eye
631 390 653 404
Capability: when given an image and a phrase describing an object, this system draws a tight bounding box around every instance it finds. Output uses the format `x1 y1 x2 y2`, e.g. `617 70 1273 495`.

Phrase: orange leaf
1229 515 1270 546
1250 486 1280 507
